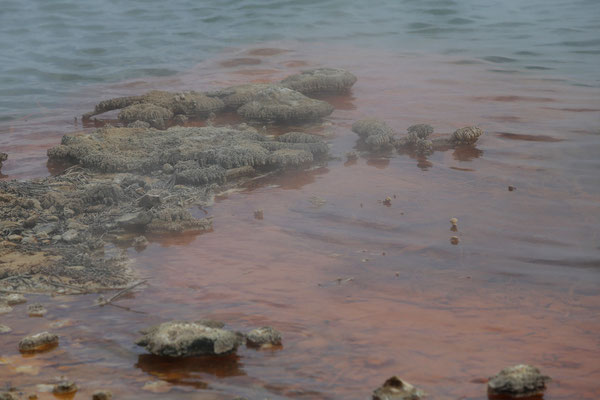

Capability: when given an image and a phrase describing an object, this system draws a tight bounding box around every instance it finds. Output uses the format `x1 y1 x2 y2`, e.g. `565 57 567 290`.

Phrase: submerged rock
487 364 550 399
281 68 357 94
2 293 27 305
237 87 334 123
136 321 241 357
246 326 282 348
352 118 396 151
18 332 59 352
372 376 426 400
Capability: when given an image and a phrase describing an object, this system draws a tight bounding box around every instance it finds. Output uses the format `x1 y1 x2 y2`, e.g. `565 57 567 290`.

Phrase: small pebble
450 236 460 245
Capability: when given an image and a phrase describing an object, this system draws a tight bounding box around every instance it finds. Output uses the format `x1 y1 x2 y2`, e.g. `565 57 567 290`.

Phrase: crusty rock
118 103 173 130
2 293 26 305
352 118 396 151
18 331 59 352
372 376 425 400
135 321 240 357
27 303 47 317
237 87 334 123
487 364 550 399
451 126 484 145
206 83 278 110
407 124 434 142
246 326 282 348
281 68 357 94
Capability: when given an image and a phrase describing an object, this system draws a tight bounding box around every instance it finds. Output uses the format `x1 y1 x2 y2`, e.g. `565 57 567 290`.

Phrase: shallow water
1 43 599 399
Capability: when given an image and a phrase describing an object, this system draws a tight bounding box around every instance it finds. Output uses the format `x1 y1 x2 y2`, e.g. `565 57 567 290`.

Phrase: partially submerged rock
92 390 113 400
2 293 27 305
246 326 282 348
487 364 550 399
450 126 484 145
206 83 279 110
238 87 334 123
84 90 225 124
372 376 426 400
27 303 47 317
352 118 396 151
0 324 11 334
136 321 240 357
281 68 357 94
52 380 77 396
18 332 59 352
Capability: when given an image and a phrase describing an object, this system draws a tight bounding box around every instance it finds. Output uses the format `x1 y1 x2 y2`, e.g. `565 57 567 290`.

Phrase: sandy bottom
1 42 599 399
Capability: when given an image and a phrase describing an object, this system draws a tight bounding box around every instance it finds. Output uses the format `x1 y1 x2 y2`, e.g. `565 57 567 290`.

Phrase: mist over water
1 0 599 120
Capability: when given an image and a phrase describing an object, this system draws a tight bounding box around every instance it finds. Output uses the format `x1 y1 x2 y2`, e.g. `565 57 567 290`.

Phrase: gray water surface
1 0 599 121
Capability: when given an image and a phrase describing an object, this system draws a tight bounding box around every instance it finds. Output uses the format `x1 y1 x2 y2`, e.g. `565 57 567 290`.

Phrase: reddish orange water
1 43 599 399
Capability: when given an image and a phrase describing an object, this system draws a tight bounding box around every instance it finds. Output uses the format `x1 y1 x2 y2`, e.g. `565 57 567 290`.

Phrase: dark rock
137 194 161 209
372 376 425 400
92 390 112 400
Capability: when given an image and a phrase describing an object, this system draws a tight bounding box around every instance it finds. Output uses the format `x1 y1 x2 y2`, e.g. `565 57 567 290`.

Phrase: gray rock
207 83 278 110
487 364 550 399
2 293 26 305
137 194 161 209
18 331 59 352
116 211 153 229
237 87 334 123
451 126 484 145
118 103 174 130
128 120 151 129
246 326 282 348
372 376 425 400
33 222 58 236
0 303 13 315
0 324 12 334
136 321 240 357
352 118 396 151
61 229 79 243
407 124 434 143
281 68 357 94
27 303 47 317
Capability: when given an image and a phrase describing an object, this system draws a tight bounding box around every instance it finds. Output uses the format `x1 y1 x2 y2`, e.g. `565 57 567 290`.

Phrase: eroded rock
136 321 240 357
0 152 7 171
18 332 59 352
246 326 282 348
281 68 357 94
372 376 426 400
118 103 173 130
238 87 334 123
27 303 47 317
206 83 279 110
352 118 396 151
487 364 550 399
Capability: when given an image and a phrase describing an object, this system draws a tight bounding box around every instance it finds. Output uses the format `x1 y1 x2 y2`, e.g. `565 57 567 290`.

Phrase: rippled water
1 1 599 400
1 0 599 121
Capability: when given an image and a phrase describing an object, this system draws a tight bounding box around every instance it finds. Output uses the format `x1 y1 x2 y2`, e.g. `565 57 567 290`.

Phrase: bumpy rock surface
352 118 396 151
84 90 224 123
237 87 334 123
53 380 77 395
372 376 425 400
451 126 484 145
206 83 279 110
136 321 241 357
281 68 357 94
487 364 550 399
118 103 173 129
246 326 282 348
18 331 59 352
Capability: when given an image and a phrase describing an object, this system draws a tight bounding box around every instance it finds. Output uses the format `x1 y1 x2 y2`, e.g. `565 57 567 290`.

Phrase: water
1 0 599 122
1 1 600 400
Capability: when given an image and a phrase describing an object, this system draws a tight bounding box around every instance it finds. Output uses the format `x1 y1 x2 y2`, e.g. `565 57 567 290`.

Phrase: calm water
1 0 599 121
1 1 600 400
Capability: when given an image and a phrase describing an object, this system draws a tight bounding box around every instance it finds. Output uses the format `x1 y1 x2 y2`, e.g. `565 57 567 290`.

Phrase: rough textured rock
136 321 240 357
246 326 282 348
372 376 425 400
206 83 279 110
0 392 19 400
118 103 173 129
352 118 396 151
0 152 7 171
27 303 47 317
84 90 224 123
281 68 357 94
2 293 27 305
52 380 77 395
407 124 434 142
0 324 12 334
18 331 59 352
92 390 113 400
237 87 334 123
487 364 550 399
451 126 484 145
